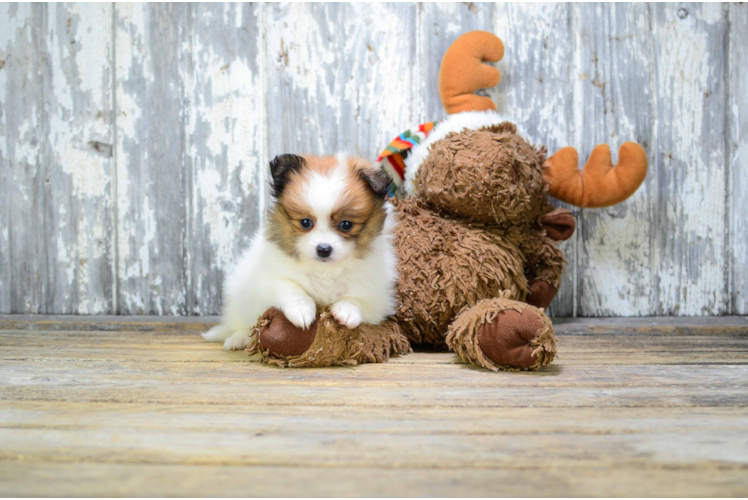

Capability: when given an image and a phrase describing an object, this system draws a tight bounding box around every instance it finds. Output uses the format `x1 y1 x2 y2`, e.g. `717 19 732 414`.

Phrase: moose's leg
522 208 575 309
248 308 410 367
446 297 557 371
524 234 565 310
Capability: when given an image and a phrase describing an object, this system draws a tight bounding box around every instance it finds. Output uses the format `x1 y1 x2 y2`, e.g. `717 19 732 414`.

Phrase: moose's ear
358 167 392 199
269 154 306 198
539 208 576 241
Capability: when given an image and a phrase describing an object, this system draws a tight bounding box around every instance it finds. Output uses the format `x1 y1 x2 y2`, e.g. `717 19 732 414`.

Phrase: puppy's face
266 153 391 263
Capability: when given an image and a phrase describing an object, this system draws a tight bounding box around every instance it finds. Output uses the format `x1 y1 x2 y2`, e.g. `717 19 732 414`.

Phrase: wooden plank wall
0 3 745 317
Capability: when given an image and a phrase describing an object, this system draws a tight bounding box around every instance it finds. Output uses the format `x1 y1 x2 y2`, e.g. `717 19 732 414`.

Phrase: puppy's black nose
316 244 333 258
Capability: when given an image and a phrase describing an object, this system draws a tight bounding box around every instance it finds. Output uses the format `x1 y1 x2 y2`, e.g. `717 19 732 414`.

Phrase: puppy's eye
300 218 314 230
339 220 353 232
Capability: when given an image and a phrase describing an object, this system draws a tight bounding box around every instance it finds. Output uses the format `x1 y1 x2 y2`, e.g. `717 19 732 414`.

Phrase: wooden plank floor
1 316 747 497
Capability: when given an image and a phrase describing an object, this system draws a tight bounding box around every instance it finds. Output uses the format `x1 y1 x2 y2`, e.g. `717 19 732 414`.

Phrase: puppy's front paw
282 297 317 329
330 301 362 329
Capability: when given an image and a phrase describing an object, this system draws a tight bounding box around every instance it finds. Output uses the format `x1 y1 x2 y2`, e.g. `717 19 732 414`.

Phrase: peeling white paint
574 3 656 316
184 3 265 314
138 197 155 280
56 232 75 296
12 121 40 167
653 3 728 315
265 3 418 158
0 5 30 162
729 4 748 314
1 3 744 316
47 3 114 313
57 146 109 198
234 3 244 29
1 3 114 314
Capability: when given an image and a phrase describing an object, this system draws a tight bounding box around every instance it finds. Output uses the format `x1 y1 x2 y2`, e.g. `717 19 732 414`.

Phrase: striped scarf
375 121 438 198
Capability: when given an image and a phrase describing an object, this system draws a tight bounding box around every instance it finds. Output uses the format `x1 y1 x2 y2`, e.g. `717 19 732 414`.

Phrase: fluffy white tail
202 324 232 342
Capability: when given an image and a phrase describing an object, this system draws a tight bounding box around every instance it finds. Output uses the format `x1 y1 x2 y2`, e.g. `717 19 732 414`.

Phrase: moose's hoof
526 279 557 310
257 308 317 357
477 308 547 369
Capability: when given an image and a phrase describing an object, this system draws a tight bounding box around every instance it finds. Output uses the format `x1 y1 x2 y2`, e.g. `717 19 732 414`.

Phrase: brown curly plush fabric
392 199 528 345
446 296 557 372
413 123 552 227
247 307 411 368
386 121 565 363
390 122 567 346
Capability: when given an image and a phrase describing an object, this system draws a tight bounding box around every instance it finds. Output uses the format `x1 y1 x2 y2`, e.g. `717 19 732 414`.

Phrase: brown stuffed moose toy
242 31 648 371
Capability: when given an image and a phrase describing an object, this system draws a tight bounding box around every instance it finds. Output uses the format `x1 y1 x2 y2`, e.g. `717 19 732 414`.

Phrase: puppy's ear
358 167 392 199
269 154 306 198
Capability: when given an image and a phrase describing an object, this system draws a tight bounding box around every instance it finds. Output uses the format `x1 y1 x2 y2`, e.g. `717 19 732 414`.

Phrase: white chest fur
303 272 348 303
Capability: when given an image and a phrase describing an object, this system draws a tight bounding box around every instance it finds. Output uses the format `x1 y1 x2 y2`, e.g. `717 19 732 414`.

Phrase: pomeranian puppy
203 153 398 350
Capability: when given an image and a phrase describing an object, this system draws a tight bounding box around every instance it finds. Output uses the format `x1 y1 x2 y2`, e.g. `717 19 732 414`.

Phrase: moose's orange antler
439 31 504 115
543 142 648 208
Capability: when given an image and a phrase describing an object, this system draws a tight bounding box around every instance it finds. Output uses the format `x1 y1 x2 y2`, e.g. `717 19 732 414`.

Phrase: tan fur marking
265 157 321 258
266 204 302 258
302 155 339 175
334 159 387 257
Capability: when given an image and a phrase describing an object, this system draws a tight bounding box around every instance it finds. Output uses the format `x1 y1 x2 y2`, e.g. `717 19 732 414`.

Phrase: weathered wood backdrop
0 3 746 317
